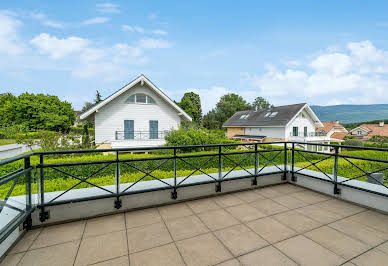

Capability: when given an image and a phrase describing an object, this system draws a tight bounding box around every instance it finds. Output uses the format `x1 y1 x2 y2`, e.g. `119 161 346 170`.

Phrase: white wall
285 109 317 138
245 127 285 139
95 83 182 143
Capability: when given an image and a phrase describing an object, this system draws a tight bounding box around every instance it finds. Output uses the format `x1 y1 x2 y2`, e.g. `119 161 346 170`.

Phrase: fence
115 130 169 140
1 141 388 244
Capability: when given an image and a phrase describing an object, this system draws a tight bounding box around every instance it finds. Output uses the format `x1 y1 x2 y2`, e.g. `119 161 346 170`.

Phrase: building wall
95 83 182 143
285 109 317 138
245 127 285 139
226 127 245 139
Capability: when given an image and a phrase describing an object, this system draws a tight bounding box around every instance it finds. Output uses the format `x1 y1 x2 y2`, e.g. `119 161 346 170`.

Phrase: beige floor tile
351 248 388 266
271 183 306 194
9 228 41 254
295 204 343 224
19 241 79 266
315 199 366 217
226 203 266 222
249 198 289 215
84 213 125 237
328 218 387 246
238 246 297 266
176 233 233 266
125 208 162 229
289 190 330 204
246 217 297 244
214 224 268 256
130 243 184 266
30 221 85 249
93 255 129 266
186 197 220 213
214 194 244 208
158 203 193 220
165 215 209 241
216 258 241 266
198 209 239 231
271 195 309 209
275 235 345 266
75 230 127 265
273 210 322 233
231 190 265 203
127 222 172 253
254 186 283 198
305 226 370 259
0 252 25 266
348 211 388 234
376 241 388 255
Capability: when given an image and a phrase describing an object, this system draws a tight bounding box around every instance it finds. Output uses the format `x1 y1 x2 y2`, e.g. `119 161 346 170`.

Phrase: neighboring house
349 122 388 140
223 103 332 152
80 75 192 148
316 121 348 142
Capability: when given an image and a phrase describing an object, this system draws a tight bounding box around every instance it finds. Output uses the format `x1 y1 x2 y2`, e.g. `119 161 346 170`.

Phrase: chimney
379 121 384 127
335 120 339 124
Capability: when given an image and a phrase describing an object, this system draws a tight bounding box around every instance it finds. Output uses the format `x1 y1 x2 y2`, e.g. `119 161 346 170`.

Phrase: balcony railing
1 141 388 248
115 130 169 140
290 132 327 138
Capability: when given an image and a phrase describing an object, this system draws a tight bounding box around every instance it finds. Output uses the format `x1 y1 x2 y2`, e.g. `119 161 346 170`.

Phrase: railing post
23 156 33 229
39 154 49 222
282 142 287 180
252 143 258 186
216 145 222 192
291 142 296 182
114 151 122 209
333 146 341 194
171 148 177 199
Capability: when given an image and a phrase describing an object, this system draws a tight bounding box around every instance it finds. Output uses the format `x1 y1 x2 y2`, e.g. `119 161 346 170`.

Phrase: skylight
240 114 250 119
264 112 271 117
269 112 278 117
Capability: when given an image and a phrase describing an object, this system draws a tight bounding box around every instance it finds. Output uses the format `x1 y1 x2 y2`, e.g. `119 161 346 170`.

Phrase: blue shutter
149 120 158 139
124 120 134 139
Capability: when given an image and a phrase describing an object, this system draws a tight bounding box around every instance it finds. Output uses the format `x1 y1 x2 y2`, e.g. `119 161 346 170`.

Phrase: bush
344 139 364 147
0 125 28 139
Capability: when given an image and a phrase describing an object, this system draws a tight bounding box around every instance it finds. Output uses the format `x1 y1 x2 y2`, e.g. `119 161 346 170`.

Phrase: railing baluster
39 154 48 222
252 143 258 185
114 150 122 208
291 142 296 182
282 142 287 180
24 157 32 211
216 145 222 192
171 148 177 199
333 146 340 194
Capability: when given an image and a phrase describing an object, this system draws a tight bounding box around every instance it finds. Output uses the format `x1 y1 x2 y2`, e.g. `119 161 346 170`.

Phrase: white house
80 75 192 148
223 103 332 152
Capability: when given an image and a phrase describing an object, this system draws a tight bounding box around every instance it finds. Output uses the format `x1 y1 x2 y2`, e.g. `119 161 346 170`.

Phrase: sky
1 1 388 112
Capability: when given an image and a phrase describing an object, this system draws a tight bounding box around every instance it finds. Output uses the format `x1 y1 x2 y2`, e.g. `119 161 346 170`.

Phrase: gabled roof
331 132 348 140
222 103 323 128
316 121 347 134
356 123 388 139
80 75 192 121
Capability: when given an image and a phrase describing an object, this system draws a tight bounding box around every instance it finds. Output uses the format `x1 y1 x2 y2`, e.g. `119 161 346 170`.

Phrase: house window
304 126 308 137
240 114 250 119
293 127 298 136
126 94 155 104
357 130 362 135
269 112 278 117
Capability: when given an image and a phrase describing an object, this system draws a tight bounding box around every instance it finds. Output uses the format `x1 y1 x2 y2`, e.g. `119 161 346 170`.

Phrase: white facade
81 75 191 148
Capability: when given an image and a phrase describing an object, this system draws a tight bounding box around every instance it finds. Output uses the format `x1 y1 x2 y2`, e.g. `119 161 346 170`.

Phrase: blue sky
1 1 388 112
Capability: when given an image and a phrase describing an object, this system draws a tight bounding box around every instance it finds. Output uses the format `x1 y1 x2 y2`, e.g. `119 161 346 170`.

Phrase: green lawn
0 139 17 146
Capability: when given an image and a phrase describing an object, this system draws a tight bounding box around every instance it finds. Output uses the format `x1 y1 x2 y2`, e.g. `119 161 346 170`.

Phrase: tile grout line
122 213 131 266
338 238 388 265
156 206 188 266
72 220 87 266
14 227 44 266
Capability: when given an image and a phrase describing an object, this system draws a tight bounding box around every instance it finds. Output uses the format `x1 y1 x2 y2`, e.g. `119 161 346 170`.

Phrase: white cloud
139 38 172 49
29 12 64 28
96 3 120 13
30 33 89 59
243 40 388 105
0 12 24 55
83 17 109 25
152 29 168 36
121 25 144 33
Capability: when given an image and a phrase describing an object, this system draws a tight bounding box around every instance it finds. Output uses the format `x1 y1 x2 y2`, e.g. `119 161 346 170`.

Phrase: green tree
0 93 75 132
81 101 95 113
252 96 272 110
0 93 17 126
202 110 221 130
94 90 103 104
177 92 202 125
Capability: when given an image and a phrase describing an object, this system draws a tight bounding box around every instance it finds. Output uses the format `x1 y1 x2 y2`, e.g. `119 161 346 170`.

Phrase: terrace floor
3 184 388 266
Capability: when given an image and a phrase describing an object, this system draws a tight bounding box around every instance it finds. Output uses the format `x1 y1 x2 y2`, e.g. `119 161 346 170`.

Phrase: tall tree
177 92 203 125
94 90 103 104
203 93 252 129
252 96 273 110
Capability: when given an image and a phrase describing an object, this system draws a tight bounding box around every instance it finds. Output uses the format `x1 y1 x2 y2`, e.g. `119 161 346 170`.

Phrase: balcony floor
3 184 388 266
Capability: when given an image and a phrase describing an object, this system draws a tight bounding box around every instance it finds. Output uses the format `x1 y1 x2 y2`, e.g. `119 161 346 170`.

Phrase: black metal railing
1 141 388 244
115 130 169 140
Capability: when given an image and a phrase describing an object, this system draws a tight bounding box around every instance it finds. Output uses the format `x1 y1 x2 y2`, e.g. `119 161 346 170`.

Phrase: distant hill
311 104 388 123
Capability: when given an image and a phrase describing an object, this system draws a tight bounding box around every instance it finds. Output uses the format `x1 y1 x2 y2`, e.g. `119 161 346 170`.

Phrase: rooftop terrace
3 183 388 266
